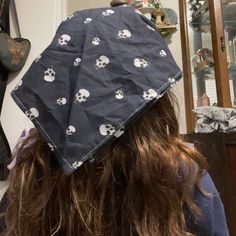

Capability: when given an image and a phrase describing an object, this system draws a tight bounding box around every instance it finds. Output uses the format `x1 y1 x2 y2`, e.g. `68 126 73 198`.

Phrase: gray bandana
11 6 182 173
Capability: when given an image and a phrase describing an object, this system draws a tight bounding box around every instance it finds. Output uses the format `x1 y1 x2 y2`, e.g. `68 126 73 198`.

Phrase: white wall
2 0 186 151
161 0 186 134
66 0 111 15
1 0 63 150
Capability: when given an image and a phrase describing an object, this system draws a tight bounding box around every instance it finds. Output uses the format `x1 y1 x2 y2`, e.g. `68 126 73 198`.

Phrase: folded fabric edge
10 70 182 173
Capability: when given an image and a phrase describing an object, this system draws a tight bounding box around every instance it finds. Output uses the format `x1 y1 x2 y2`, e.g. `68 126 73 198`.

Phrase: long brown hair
3 92 207 236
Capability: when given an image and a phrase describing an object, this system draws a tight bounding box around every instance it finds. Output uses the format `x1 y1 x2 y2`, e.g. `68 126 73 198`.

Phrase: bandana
11 6 182 173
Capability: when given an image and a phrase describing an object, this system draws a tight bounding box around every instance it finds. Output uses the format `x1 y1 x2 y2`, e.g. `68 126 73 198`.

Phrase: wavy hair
2 92 207 235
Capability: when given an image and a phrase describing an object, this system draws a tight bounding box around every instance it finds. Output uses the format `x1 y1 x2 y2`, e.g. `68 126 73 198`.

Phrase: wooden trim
178 0 195 133
208 0 232 107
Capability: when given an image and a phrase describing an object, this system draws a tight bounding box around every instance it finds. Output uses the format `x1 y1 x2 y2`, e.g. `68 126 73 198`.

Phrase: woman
1 6 229 236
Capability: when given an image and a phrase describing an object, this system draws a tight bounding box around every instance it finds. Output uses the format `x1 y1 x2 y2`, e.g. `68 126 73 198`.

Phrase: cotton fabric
11 6 182 173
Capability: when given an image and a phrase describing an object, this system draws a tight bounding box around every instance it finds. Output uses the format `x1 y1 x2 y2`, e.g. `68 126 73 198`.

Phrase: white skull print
115 90 124 100
117 30 131 39
160 50 167 57
114 126 125 138
75 89 90 103
14 80 23 90
66 125 76 136
57 97 67 105
67 14 74 20
48 143 54 151
99 124 116 136
74 58 81 67
58 34 71 46
147 25 155 31
84 18 92 24
143 89 158 100
25 108 39 120
34 54 42 62
134 58 149 68
102 9 115 16
44 68 56 82
92 37 101 46
72 161 83 169
96 55 110 69
168 77 176 85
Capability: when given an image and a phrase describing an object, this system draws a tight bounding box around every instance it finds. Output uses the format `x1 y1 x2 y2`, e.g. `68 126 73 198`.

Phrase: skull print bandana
11 6 182 173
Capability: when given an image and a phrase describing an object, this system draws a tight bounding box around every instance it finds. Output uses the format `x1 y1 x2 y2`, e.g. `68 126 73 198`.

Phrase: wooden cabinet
179 0 236 133
183 133 236 235
179 1 236 235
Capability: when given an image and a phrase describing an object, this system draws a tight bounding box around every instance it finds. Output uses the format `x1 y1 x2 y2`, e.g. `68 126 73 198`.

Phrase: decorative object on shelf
192 48 214 72
110 0 178 39
129 0 158 20
127 0 177 39
188 0 210 32
194 106 236 133
0 0 31 72
129 0 153 8
157 8 178 38
189 0 208 20
197 93 210 107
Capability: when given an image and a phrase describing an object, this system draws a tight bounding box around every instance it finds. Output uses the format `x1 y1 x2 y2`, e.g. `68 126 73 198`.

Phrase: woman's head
3 92 207 236
7 7 204 235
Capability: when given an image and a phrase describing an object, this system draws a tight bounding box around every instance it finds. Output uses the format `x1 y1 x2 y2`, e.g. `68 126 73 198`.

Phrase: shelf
191 65 236 80
229 65 236 80
188 3 236 30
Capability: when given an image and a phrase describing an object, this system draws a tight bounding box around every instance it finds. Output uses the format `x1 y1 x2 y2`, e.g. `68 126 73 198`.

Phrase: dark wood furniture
183 133 236 236
179 0 235 132
179 2 236 233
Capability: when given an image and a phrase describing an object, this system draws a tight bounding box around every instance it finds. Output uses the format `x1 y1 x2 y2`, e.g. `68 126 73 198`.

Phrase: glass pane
222 0 236 107
187 0 218 108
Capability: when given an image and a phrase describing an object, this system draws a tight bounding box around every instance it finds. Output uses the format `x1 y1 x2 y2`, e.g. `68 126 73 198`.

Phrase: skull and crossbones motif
44 68 56 82
115 90 124 100
84 18 92 24
92 37 101 46
74 58 81 67
142 89 158 100
117 29 132 39
58 34 71 46
99 124 116 136
102 9 115 16
134 58 150 68
160 50 167 57
66 125 76 136
25 108 39 120
96 55 110 69
57 97 67 105
75 89 90 103
72 161 83 169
